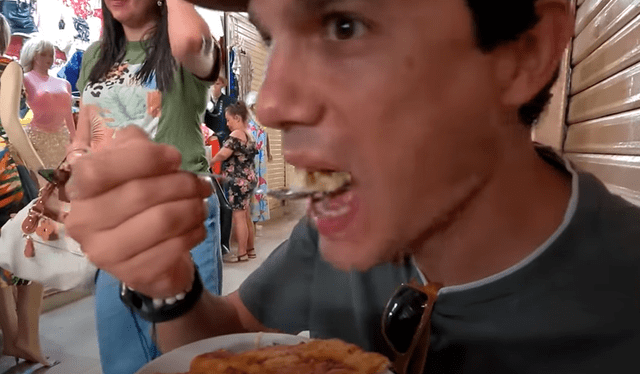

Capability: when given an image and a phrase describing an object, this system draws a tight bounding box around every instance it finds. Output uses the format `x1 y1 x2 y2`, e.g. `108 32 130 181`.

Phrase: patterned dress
223 136 258 210
248 119 269 222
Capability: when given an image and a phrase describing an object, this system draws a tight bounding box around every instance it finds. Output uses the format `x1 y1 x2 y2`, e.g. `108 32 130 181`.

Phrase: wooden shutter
564 0 640 206
226 13 289 217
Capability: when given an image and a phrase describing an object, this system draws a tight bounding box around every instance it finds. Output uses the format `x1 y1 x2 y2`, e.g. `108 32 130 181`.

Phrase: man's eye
324 15 368 41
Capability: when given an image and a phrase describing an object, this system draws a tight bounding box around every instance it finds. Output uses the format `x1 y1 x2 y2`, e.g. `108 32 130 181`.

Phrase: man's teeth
313 196 352 217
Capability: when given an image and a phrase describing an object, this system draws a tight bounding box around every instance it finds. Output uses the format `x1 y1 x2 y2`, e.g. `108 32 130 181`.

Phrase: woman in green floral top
211 101 258 261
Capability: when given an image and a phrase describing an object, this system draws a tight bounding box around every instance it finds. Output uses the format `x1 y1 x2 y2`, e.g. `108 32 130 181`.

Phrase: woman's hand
64 126 213 298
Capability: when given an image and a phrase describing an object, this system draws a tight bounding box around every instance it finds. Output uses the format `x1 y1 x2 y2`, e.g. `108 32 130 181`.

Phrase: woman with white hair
20 36 75 168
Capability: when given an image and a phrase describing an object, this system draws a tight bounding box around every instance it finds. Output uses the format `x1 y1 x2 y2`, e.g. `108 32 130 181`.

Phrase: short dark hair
465 0 564 126
226 101 249 122
89 0 176 92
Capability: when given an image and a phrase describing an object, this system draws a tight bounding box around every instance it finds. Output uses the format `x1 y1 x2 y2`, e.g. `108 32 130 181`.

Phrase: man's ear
498 0 575 107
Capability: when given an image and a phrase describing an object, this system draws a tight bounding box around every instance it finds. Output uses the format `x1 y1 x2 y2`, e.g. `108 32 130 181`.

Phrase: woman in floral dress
211 101 258 262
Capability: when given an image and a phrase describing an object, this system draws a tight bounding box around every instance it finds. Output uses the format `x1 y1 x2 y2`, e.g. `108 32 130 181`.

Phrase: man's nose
256 43 323 130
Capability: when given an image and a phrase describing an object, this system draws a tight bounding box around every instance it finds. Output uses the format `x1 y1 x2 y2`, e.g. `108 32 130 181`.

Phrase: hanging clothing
57 49 83 93
231 45 253 100
72 16 90 43
228 48 240 100
62 0 92 19
35 0 74 52
248 118 269 222
1 0 37 35
204 93 235 147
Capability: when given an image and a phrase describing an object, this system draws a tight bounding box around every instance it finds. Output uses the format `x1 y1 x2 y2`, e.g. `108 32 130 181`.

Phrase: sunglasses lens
383 287 429 354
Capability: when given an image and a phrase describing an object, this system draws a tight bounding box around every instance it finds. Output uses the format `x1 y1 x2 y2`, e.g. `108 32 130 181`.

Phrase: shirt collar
413 152 580 293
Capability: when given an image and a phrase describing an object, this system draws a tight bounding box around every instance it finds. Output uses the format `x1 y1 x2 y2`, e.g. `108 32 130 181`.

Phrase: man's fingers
67 137 182 200
78 197 208 267
112 125 151 144
108 230 205 297
66 172 212 236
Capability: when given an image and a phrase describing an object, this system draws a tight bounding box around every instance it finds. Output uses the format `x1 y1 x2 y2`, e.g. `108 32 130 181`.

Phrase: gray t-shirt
239 171 640 373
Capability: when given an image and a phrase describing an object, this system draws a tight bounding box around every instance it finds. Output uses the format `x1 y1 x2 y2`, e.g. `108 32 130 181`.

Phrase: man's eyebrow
297 0 344 12
294 0 378 15
248 0 373 40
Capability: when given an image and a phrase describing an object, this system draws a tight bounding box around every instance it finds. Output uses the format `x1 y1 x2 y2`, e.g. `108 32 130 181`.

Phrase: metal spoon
256 182 352 201
41 168 345 202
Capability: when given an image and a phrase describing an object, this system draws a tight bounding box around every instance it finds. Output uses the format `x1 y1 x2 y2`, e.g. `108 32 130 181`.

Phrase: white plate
136 332 393 374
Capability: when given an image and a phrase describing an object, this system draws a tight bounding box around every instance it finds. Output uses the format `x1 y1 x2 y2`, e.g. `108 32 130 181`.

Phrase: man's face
213 79 224 97
253 0 516 270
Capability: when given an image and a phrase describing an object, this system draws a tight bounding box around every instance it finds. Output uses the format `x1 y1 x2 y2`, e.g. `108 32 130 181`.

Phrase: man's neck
413 140 572 287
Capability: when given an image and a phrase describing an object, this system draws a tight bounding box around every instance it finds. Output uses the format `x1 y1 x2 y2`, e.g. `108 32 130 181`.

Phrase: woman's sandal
247 248 257 259
223 253 249 263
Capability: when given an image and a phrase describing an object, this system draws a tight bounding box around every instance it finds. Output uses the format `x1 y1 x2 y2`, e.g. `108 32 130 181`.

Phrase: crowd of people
0 0 259 371
1 0 640 373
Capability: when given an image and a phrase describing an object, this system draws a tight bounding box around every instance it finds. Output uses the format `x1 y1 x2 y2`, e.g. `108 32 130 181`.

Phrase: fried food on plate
181 338 390 374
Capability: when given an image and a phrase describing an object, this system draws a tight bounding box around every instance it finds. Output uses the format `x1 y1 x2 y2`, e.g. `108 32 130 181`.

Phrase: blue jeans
94 193 222 374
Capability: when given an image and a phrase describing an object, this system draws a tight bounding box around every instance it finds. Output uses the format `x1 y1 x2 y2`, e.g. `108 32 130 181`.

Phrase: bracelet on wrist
119 266 204 323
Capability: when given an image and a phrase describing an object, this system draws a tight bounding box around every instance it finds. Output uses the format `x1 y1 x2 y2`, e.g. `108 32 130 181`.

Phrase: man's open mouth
303 171 352 199
303 171 355 219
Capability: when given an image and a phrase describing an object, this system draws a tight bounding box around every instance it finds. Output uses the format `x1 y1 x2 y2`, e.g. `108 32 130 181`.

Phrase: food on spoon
290 169 352 193
181 338 390 374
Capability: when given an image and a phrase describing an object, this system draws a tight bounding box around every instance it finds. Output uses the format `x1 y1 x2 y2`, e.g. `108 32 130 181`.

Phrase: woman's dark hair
465 0 565 126
226 101 249 123
89 0 176 92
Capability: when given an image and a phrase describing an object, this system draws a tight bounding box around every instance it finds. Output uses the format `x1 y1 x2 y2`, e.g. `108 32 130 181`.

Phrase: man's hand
65 126 213 298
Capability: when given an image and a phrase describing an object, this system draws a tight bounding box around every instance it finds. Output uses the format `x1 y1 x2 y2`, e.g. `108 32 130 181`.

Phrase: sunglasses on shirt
382 280 442 374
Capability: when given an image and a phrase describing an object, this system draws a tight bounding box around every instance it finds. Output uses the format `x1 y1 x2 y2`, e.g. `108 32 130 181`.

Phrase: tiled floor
0 201 306 374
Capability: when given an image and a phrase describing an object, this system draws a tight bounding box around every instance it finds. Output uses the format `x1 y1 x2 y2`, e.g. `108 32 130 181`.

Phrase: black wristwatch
119 267 204 323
